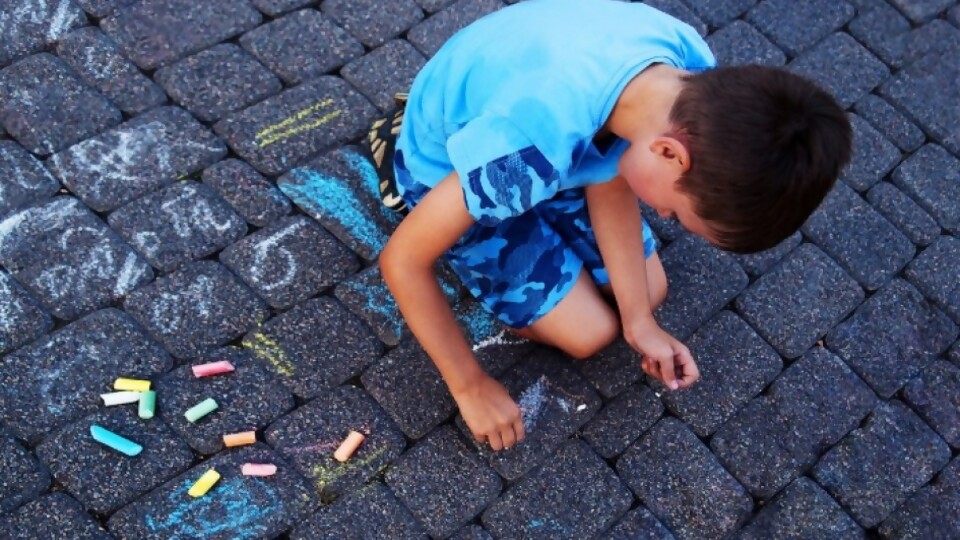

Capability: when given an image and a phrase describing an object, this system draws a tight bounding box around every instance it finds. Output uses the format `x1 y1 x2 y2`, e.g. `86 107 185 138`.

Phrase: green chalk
138 390 156 419
185 398 218 423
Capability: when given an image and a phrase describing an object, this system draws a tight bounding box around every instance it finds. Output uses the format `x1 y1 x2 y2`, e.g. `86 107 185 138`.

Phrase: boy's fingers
513 417 526 444
487 432 503 452
658 355 678 390
675 345 699 387
500 424 517 449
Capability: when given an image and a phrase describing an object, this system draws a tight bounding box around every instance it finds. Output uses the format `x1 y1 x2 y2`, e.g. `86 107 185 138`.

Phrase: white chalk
576 404 587 412
101 391 142 406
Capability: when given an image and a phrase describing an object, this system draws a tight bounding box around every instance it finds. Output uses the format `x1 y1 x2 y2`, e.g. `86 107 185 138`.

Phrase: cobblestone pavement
0 0 959 538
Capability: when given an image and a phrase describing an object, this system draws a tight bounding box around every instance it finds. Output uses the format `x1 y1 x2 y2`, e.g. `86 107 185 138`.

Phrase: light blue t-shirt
394 0 716 227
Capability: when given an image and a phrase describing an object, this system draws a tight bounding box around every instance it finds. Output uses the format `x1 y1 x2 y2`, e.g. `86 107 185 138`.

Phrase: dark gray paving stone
827 278 957 398
580 383 663 459
788 32 889 109
455 350 602 481
802 181 914 290
848 0 912 66
155 347 295 455
386 425 502 538
706 20 786 66
951 4 960 27
867 182 942 247
0 53 120 156
251 0 316 16
811 400 952 528
711 347 878 499
0 493 112 540
732 477 866 540
654 235 749 342
241 297 383 399
903 360 960 448
878 456 960 540
36 407 193 514
109 181 247 273
216 77 377 176
577 338 645 399
840 114 902 193
950 340 960 366
239 8 363 85
0 140 59 219
0 0 87 66
108 442 315 540
452 525 495 540
55 26 167 116
279 145 400 261
416 0 456 13
617 417 754 540
124 260 270 361
0 197 154 319
905 235 960 324
600 506 676 540
154 43 282 123
482 439 633 540
265 385 405 501
854 95 925 153
454 297 532 374
880 52 960 156
642 0 707 36
74 0 137 18
48 106 227 212
201 159 292 227
888 0 954 23
891 145 960 236
640 201 685 243
0 428 49 513
892 20 960 70
322 0 424 48
0 308 171 444
289 481 427 539
733 231 802 277
661 311 782 437
682 0 757 28
735 243 864 359
222 215 359 310
0 269 53 354
746 0 854 57
101 0 262 70
342 39 427 113
407 0 504 57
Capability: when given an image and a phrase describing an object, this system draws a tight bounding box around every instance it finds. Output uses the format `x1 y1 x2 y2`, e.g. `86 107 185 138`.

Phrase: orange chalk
333 430 365 462
223 431 256 447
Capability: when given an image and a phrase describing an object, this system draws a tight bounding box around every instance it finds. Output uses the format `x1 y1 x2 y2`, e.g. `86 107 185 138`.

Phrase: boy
377 0 852 452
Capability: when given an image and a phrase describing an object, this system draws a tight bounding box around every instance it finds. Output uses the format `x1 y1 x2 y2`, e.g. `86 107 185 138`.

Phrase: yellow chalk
188 468 220 498
114 378 150 392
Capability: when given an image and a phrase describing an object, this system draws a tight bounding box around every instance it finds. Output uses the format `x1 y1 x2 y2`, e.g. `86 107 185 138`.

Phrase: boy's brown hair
670 65 852 254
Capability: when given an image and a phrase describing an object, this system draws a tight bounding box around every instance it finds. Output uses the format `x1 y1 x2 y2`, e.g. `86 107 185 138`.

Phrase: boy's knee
562 311 619 360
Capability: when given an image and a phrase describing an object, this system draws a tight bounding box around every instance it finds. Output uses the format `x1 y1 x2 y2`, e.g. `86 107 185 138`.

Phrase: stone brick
289 482 426 539
408 0 504 57
640 201 685 243
878 456 960 539
483 440 633 539
416 0 457 13
600 506 676 540
48 106 227 212
888 0 954 24
732 477 865 540
733 232 802 277
124 260 270 361
0 308 171 444
580 383 663 459
0 197 154 319
854 95 925 153
323 0 424 48
102 0 262 70
682 0 757 28
201 159 292 228
643 0 707 36
903 360 960 448
736 243 864 359
893 20 960 70
577 338 645 398
617 417 754 540
74 0 136 18
154 43 282 123
866 182 942 247
891 145 960 236
880 52 960 156
341 39 427 113
0 0 87 66
454 297 532 375
452 525 495 540
840 114 902 193
905 235 960 324
706 20 786 67
0 140 59 219
0 269 52 355
0 428 49 513
788 33 889 108
242 297 383 399
0 53 121 156
0 493 112 540
251 0 316 17
848 1 912 66
746 0 854 57
811 400 951 528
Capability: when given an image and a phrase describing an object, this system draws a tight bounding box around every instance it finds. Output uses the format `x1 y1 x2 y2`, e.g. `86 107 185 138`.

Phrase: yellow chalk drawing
242 333 295 376
310 445 389 493
255 99 342 148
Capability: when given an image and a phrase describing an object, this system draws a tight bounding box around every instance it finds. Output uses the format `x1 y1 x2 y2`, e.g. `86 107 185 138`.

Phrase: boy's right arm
379 171 526 451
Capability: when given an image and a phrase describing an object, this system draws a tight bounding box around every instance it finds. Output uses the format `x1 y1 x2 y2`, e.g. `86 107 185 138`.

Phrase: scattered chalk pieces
90 425 142 457
241 463 277 477
192 360 235 378
223 431 256 447
576 404 587 412
334 430 365 462
185 398 218 423
114 377 150 392
139 390 156 419
101 391 142 406
188 468 220 498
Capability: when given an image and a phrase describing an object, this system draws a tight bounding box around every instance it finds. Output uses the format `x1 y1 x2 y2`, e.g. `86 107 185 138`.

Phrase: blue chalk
91 424 142 456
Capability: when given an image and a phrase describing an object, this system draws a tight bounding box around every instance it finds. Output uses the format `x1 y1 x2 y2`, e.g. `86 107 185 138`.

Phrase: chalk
192 360 235 378
114 377 150 392
188 468 220 498
90 424 142 457
576 404 587 412
333 430 365 462
223 431 256 447
139 390 156 419
185 398 218 423
101 391 142 406
241 463 277 477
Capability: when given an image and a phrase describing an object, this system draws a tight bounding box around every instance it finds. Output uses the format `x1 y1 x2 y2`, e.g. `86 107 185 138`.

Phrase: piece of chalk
138 390 156 419
114 377 150 392
188 468 220 498
90 424 142 456
223 431 256 447
333 430 365 462
101 391 142 406
192 360 235 378
241 463 277 477
185 398 218 423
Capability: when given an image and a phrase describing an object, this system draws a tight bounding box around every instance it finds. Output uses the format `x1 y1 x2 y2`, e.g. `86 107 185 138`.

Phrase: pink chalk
241 463 277 477
192 361 235 378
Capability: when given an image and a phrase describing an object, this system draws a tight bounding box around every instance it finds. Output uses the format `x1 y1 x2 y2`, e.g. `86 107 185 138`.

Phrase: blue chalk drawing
342 279 403 338
457 302 498 344
341 149 401 226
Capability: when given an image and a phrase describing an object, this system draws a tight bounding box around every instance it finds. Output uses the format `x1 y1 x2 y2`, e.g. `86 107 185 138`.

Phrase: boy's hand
624 315 699 391
453 374 525 452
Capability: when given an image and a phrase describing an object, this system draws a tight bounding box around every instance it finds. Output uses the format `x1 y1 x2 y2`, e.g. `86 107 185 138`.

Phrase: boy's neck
603 63 687 142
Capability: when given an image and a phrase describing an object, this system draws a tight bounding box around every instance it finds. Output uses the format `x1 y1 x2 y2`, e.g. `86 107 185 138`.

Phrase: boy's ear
651 135 691 173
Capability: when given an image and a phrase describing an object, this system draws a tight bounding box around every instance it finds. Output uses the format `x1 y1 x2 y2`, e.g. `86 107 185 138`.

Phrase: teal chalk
90 424 143 456
139 390 156 419
185 397 218 423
